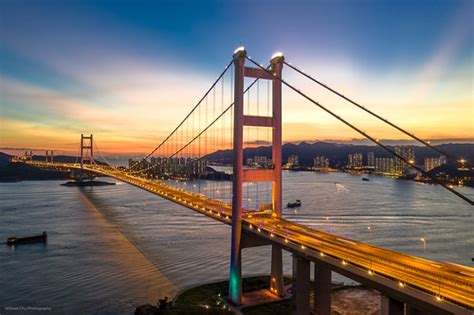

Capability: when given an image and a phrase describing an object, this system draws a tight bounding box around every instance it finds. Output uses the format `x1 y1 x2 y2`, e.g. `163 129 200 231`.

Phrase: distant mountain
205 142 474 167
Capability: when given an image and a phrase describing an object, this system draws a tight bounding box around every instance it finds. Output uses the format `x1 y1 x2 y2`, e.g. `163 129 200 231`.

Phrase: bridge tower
229 48 285 305
80 134 94 181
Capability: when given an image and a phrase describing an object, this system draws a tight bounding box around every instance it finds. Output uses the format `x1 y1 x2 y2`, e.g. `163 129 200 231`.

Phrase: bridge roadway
21 161 474 313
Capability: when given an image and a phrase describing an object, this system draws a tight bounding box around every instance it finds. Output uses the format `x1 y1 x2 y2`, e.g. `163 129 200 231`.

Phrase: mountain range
205 142 474 167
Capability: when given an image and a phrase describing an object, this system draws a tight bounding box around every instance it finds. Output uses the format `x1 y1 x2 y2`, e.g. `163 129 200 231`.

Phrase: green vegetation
136 276 293 315
175 275 292 314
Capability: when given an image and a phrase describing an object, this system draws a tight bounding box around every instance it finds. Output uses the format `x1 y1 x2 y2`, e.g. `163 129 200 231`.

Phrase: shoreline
135 275 381 314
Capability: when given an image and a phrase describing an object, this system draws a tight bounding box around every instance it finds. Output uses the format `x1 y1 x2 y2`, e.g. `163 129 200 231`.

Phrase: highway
18 161 474 312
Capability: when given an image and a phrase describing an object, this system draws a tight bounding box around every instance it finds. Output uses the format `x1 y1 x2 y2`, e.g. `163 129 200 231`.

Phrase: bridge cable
283 61 467 166
130 66 269 176
246 56 473 206
167 66 270 159
130 59 234 169
93 140 116 169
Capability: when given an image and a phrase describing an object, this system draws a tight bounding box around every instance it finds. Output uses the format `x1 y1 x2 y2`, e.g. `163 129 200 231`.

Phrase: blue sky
1 0 472 153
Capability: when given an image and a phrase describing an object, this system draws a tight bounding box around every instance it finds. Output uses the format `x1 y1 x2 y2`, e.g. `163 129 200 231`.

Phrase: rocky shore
134 276 382 315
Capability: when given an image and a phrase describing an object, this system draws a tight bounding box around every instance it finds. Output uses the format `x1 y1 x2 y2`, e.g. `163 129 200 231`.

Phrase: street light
420 238 426 252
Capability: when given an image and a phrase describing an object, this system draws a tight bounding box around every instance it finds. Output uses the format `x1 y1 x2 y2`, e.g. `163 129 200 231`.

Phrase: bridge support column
314 262 331 315
292 254 310 315
228 47 246 305
381 295 404 315
80 134 94 181
270 246 284 296
269 53 285 297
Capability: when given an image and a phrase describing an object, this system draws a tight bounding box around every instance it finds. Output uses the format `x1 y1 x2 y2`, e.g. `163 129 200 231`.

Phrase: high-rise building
348 153 363 169
375 157 396 175
287 155 299 167
394 146 415 176
254 156 272 168
313 156 330 169
424 155 447 172
247 156 272 168
367 152 375 168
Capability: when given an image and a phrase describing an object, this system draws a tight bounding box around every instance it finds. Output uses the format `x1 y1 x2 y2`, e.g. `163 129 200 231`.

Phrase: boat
362 177 370 182
6 231 47 246
287 200 302 208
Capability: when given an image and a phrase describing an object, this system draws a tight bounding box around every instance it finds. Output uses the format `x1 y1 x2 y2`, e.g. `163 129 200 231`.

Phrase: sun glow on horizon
1 1 472 155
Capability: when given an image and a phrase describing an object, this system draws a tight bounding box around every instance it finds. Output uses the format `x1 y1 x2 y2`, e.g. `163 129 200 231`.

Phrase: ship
7 231 47 246
287 200 302 208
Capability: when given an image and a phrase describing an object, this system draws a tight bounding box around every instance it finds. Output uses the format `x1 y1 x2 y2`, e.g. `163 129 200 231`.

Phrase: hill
205 142 474 167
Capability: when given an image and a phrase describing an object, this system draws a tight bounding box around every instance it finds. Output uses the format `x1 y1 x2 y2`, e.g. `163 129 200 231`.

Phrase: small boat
287 200 302 208
7 231 47 246
362 177 370 182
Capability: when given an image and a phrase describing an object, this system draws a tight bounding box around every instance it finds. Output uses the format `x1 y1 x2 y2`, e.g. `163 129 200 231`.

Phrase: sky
0 0 473 155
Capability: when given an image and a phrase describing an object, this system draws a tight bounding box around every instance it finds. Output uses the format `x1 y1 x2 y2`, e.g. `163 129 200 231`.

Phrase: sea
1 171 473 314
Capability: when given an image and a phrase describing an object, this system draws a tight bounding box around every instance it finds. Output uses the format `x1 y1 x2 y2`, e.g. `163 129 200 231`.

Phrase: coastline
135 276 381 314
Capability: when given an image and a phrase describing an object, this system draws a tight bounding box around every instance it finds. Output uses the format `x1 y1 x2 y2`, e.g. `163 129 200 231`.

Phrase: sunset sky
1 0 473 155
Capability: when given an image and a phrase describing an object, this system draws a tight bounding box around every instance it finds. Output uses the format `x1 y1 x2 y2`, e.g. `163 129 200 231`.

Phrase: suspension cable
93 140 116 169
130 59 234 169
283 60 466 165
246 56 473 206
130 68 268 175
168 66 270 159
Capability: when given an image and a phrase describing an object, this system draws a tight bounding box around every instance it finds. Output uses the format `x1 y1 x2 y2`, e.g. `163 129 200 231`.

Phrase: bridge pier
381 295 404 315
292 254 311 315
270 246 284 296
269 52 285 298
314 262 331 315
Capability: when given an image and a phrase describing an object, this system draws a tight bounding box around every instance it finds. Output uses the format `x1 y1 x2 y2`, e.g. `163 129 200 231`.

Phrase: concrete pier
314 262 331 315
292 255 311 315
381 295 404 315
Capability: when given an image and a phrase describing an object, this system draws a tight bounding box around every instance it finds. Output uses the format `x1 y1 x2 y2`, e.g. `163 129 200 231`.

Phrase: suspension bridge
13 48 473 315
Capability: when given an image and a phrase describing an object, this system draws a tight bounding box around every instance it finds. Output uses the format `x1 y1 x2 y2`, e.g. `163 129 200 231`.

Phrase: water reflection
1 171 472 314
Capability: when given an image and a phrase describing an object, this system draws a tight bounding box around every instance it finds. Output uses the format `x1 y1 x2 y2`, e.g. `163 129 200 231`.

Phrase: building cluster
129 157 208 179
344 146 416 177
424 155 447 172
347 153 363 169
283 155 300 169
375 157 396 175
313 156 330 170
374 146 415 176
246 155 272 168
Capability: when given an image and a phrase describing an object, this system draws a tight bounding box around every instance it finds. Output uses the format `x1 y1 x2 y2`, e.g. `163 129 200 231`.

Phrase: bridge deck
19 161 474 312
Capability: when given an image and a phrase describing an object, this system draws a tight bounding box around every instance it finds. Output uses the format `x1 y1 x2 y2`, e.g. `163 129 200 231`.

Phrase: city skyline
1 0 473 155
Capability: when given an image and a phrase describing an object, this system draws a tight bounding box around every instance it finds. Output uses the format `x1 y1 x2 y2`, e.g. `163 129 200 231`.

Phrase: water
1 172 473 314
